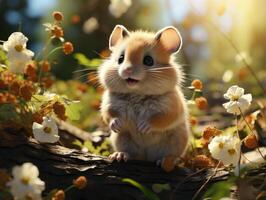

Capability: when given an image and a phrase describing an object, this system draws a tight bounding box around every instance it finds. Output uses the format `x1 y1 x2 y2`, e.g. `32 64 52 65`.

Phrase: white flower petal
208 135 241 166
3 32 28 51
3 32 34 74
33 128 59 143
32 117 59 144
8 163 45 200
242 93 252 103
43 117 58 135
223 85 252 115
21 163 39 179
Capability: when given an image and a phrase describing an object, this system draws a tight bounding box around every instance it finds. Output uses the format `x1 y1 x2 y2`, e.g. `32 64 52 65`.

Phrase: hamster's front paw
109 118 123 133
137 121 151 134
109 152 129 162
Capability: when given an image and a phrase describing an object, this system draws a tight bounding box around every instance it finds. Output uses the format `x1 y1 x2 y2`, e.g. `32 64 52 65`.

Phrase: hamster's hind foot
109 151 129 162
157 156 177 172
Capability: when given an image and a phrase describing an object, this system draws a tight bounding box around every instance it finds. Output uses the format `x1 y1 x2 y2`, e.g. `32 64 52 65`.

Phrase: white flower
109 0 132 18
43 91 58 101
3 32 34 74
223 85 252 115
208 135 241 166
83 17 99 34
7 162 45 200
32 117 59 143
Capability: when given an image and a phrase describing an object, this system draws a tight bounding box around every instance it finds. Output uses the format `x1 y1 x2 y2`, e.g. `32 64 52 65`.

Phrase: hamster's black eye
118 54 124 64
143 55 154 66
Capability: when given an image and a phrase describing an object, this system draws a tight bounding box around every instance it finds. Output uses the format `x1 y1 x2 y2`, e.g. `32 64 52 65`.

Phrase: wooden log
0 125 264 200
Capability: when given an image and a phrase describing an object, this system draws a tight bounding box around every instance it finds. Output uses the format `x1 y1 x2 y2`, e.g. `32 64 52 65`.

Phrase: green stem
191 90 196 100
235 115 241 176
64 184 75 193
45 46 62 59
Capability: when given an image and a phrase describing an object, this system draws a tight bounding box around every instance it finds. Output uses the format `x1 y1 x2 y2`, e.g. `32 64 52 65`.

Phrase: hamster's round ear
155 26 182 54
109 25 130 50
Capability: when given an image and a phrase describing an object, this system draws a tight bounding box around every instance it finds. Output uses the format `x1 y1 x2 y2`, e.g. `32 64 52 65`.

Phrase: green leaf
122 178 160 200
0 104 18 121
74 53 102 69
74 53 91 66
152 183 171 193
72 139 83 148
65 102 82 121
203 179 235 200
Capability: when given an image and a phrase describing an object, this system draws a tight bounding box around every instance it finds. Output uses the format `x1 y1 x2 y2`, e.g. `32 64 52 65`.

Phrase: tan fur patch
149 92 183 129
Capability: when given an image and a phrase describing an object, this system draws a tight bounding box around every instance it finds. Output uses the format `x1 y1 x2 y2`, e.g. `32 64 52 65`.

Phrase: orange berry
0 93 7 104
161 156 176 172
73 176 87 189
41 77 53 89
201 138 209 148
53 26 64 38
100 49 111 59
6 93 16 103
20 82 35 101
191 79 203 90
10 80 20 95
25 64 36 77
90 100 100 110
41 61 51 72
53 102 67 121
244 134 258 149
195 97 208 110
238 67 248 81
202 126 222 140
63 42 74 55
76 83 87 93
53 11 63 21
190 116 198 126
71 14 80 24
1 71 16 84
193 155 214 168
0 80 7 89
53 190 65 200
33 113 43 123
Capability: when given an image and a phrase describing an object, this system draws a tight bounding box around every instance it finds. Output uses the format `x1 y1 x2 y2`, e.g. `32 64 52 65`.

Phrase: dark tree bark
0 125 264 200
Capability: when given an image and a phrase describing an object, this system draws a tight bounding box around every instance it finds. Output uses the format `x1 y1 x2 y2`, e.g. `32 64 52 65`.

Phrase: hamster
99 25 190 164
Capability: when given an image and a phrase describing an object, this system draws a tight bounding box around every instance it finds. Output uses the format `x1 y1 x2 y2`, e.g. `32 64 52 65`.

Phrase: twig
185 0 266 94
239 108 266 160
192 161 221 200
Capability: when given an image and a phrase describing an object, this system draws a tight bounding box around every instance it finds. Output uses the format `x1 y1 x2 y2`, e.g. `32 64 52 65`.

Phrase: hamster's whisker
72 68 96 73
147 66 175 71
148 73 167 81
73 71 99 80
74 73 94 80
92 50 109 59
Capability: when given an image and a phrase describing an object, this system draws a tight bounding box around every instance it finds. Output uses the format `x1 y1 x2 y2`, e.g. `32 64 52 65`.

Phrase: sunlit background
0 0 265 130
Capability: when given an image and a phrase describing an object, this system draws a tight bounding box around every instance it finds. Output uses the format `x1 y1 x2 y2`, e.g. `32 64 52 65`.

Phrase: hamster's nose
118 64 134 79
124 67 133 76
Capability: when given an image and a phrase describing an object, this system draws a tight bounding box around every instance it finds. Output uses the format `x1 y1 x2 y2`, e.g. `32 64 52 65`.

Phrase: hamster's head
99 25 183 95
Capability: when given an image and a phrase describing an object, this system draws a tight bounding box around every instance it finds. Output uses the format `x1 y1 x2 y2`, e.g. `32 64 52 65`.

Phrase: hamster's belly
111 94 166 146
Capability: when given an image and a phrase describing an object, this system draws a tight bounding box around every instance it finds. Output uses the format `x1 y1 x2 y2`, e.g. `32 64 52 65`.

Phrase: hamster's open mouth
125 78 139 86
